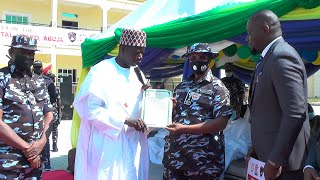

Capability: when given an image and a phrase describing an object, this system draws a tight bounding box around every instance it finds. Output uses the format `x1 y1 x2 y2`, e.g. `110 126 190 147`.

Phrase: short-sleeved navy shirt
163 71 233 176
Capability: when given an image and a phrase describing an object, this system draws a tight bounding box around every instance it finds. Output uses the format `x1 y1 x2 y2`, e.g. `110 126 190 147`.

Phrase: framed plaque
141 89 173 128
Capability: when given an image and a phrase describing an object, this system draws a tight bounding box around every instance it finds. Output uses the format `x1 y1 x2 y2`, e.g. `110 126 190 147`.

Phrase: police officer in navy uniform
33 61 58 170
163 43 233 179
0 35 54 179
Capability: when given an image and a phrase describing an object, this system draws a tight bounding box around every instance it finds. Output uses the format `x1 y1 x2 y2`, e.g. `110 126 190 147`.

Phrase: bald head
246 10 282 54
249 10 282 35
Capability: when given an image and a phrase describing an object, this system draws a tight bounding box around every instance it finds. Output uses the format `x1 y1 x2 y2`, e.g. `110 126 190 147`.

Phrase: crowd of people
0 9 319 180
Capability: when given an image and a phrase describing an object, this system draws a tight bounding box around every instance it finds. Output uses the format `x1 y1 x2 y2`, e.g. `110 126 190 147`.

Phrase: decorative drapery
82 0 299 68
229 19 320 51
232 63 320 84
71 0 320 148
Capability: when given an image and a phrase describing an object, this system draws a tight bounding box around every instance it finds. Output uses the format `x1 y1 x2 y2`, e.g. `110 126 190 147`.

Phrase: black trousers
41 141 51 162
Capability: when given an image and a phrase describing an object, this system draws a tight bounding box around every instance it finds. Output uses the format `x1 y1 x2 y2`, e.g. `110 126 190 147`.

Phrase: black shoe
52 143 58 152
44 163 51 171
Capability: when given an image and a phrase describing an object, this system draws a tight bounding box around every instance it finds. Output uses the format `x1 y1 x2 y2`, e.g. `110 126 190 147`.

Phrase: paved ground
50 105 320 178
313 105 320 114
50 120 72 171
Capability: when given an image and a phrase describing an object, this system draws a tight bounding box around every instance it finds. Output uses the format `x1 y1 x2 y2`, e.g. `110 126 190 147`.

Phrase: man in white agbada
73 29 149 180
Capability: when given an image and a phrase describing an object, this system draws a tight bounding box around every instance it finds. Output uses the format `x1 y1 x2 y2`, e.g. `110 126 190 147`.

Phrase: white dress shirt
261 36 283 58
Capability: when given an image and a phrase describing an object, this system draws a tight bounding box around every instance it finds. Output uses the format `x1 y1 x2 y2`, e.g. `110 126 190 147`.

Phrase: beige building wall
1 0 145 83
58 5 102 30
308 71 320 98
1 0 51 25
56 55 82 79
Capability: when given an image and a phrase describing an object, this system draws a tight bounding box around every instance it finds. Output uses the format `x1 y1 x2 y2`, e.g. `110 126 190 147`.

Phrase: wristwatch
268 160 281 168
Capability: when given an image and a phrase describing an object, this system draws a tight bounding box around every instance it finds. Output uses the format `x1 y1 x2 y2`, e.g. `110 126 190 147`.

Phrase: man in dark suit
246 10 310 180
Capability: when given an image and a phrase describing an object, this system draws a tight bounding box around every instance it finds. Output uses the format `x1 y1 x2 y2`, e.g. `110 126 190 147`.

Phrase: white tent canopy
95 0 254 40
95 0 255 65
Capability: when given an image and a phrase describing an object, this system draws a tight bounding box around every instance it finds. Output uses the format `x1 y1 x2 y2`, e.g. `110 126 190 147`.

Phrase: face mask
33 67 42 75
190 61 209 74
226 72 233 77
14 55 34 71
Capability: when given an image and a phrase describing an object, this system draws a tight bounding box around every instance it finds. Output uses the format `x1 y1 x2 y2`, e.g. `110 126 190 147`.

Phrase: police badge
191 92 201 101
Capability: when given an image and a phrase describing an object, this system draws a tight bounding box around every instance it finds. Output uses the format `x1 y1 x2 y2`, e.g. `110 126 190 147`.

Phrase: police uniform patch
191 92 201 101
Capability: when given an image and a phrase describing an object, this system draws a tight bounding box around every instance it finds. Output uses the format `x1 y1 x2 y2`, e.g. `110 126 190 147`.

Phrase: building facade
0 0 145 119
308 71 320 98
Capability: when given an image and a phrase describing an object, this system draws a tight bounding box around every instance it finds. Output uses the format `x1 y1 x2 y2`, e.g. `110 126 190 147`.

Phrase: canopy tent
82 0 320 78
71 0 320 148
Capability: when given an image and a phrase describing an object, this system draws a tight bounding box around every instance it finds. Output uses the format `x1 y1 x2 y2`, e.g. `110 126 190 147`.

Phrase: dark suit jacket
249 38 310 171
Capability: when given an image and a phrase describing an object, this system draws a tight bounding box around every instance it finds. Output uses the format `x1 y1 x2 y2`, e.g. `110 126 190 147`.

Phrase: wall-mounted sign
0 23 100 46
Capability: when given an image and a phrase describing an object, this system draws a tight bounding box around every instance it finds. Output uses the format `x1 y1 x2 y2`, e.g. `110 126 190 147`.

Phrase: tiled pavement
50 120 72 171
50 105 320 178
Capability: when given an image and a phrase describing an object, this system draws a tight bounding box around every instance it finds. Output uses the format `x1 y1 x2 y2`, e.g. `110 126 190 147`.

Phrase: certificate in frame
141 89 173 128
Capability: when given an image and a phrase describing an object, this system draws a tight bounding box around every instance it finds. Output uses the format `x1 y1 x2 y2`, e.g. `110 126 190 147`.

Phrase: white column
51 46 57 77
51 0 58 28
51 0 58 80
100 1 110 32
314 71 320 97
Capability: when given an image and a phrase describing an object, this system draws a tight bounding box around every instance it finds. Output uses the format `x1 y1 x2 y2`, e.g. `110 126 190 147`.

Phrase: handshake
22 138 46 168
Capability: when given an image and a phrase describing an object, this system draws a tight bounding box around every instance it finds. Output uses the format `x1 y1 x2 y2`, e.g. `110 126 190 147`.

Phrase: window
58 69 77 94
58 69 77 83
3 11 31 25
62 20 78 29
6 15 28 24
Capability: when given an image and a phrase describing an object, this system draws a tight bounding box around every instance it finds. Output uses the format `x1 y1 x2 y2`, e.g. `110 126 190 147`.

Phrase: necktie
256 55 263 68
249 55 263 108
255 55 264 79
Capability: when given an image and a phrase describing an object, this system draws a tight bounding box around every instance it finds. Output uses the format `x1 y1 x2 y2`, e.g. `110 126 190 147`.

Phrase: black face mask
190 61 209 74
33 68 42 75
14 55 34 71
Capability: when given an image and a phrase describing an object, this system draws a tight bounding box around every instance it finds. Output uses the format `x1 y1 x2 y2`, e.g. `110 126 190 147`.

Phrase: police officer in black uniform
221 63 245 120
45 71 61 153
0 35 54 179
